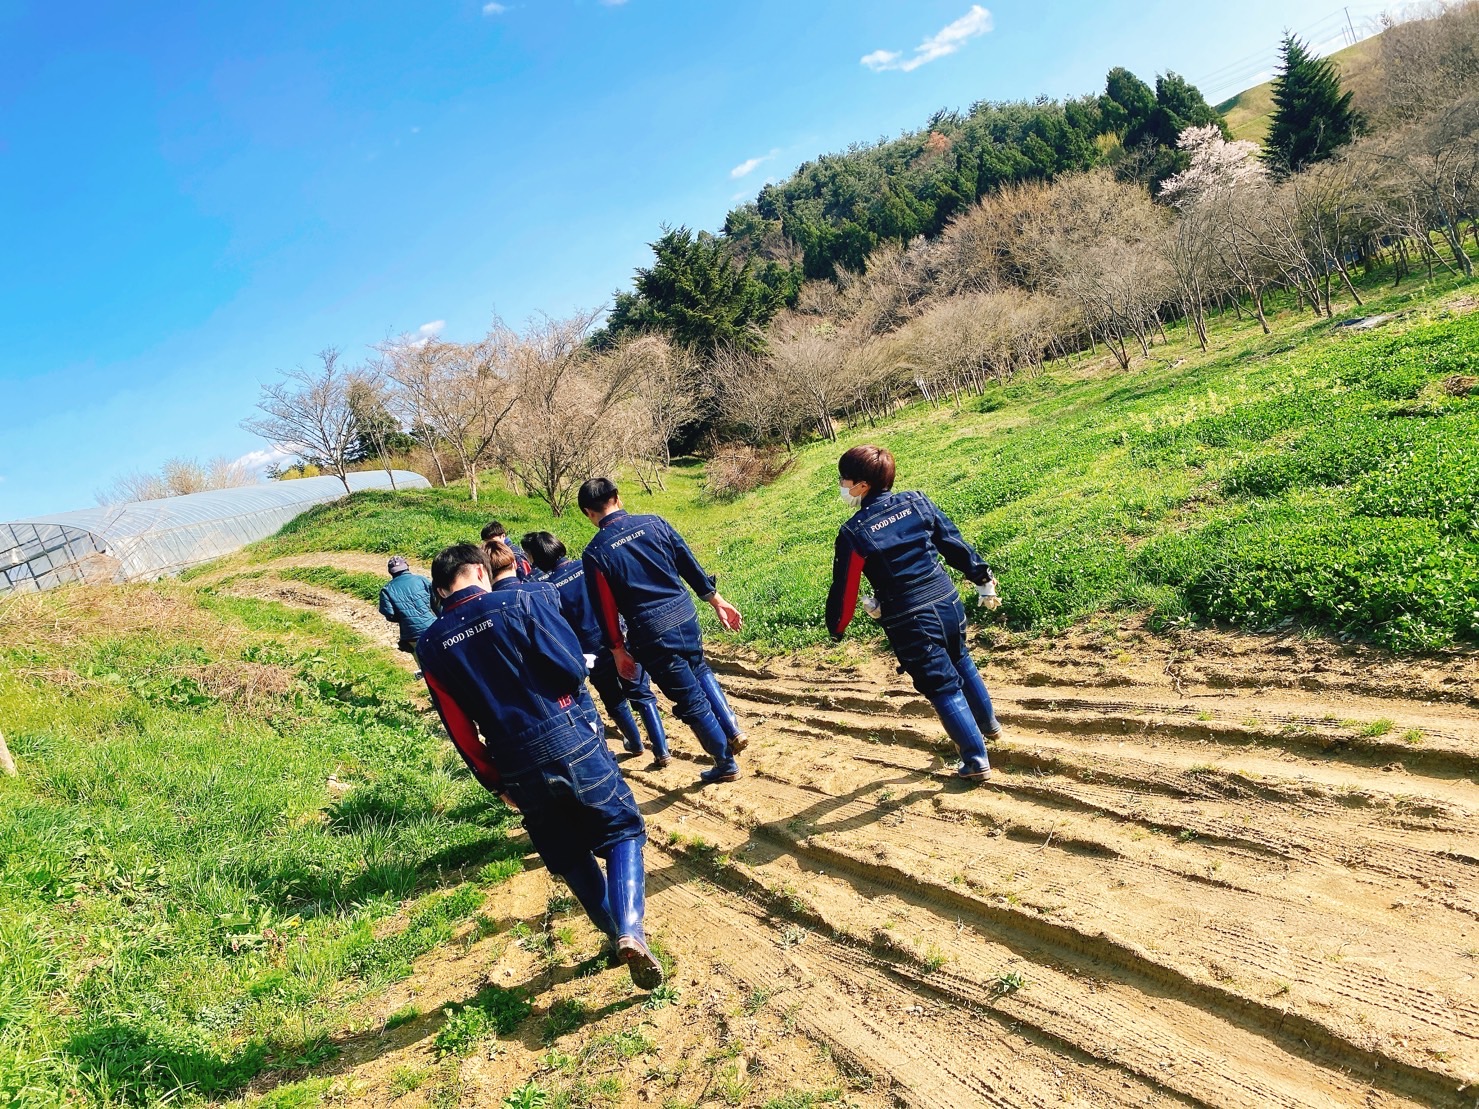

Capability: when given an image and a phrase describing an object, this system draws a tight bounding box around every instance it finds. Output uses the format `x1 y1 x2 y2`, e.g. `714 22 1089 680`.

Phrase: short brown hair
838 445 895 491
481 538 516 575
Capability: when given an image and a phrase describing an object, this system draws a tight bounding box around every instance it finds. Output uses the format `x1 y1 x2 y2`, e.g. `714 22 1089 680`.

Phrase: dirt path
223 554 1479 1108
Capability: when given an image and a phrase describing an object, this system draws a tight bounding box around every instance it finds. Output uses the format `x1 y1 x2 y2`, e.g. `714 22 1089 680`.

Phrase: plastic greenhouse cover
0 470 429 594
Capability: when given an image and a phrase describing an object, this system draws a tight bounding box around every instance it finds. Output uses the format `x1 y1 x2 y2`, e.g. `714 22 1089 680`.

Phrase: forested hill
602 66 1224 343
736 69 1221 277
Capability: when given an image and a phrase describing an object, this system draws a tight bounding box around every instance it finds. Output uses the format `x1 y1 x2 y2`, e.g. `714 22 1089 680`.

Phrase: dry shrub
703 443 793 499
180 662 297 710
1441 374 1479 397
0 584 230 651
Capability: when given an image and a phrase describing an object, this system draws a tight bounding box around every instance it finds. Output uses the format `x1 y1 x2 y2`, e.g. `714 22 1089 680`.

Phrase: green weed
433 986 532 1057
541 998 588 1043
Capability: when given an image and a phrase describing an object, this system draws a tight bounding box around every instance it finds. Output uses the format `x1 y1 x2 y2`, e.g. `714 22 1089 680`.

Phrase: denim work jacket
825 490 993 639
417 579 595 787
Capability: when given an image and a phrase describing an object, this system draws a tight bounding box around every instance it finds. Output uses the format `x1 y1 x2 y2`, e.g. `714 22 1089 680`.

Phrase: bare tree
626 335 701 491
768 314 850 440
708 343 805 447
497 310 638 516
243 349 360 495
1371 2 1479 126
347 368 402 489
96 455 255 506
1018 172 1174 369
381 334 515 503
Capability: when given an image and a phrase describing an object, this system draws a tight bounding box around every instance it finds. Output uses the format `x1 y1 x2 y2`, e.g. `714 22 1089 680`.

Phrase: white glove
976 579 1001 611
861 595 882 620
583 653 598 670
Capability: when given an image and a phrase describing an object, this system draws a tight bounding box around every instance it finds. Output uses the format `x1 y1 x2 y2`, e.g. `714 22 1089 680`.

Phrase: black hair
520 531 567 573
577 477 620 515
431 543 492 594
480 520 508 542
838 445 896 491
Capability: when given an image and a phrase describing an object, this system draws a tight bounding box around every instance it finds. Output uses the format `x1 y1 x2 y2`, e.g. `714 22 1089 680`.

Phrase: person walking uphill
416 542 664 988
379 556 436 658
825 445 1003 781
521 531 671 766
577 477 747 785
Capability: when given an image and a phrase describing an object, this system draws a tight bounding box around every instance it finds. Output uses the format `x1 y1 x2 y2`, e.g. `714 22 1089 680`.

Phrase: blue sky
0 0 1381 518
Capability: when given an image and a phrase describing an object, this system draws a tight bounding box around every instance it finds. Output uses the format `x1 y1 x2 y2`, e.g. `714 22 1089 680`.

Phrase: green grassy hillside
253 274 1479 656
0 586 525 1105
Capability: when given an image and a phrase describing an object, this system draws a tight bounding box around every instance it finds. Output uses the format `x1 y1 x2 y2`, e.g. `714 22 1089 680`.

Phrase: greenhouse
0 470 429 594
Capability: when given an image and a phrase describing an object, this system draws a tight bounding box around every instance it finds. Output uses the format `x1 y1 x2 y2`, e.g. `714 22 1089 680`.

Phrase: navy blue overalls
546 555 669 760
581 510 743 782
417 577 662 983
825 489 1000 777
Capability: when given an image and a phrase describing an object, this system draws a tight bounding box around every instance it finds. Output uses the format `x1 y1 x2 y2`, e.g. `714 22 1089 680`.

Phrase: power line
1195 2 1389 101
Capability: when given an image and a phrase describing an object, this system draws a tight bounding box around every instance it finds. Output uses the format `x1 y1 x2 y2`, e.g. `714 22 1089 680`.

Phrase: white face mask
839 482 864 509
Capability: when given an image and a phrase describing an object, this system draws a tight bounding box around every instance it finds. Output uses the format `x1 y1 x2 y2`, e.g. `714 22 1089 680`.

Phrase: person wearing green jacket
379 556 436 657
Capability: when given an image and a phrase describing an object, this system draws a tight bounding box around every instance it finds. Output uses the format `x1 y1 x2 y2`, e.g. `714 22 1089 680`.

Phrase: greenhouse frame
0 470 429 595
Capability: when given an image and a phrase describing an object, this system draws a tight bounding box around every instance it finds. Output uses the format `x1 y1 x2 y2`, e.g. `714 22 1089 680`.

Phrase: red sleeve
591 565 626 651
425 671 501 791
828 550 866 639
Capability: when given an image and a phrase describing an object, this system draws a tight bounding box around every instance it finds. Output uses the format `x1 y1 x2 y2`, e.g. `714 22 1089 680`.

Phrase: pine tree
1263 34 1361 173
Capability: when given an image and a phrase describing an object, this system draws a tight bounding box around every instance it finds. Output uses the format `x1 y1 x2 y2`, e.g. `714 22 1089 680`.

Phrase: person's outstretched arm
667 520 743 631
825 530 865 640
378 586 397 622
926 497 993 584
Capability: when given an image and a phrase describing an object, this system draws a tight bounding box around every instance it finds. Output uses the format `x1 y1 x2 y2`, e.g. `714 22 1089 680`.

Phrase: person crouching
416 541 664 988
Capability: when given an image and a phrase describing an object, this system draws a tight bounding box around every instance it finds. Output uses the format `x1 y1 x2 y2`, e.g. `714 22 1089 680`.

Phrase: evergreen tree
1264 34 1361 172
601 227 793 354
1152 73 1226 147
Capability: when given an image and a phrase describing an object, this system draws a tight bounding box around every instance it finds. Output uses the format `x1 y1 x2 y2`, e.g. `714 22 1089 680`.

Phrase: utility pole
1344 7 1357 47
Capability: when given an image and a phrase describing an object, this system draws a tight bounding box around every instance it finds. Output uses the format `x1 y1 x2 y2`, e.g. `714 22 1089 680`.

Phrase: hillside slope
254 275 1479 657
161 552 1479 1103
1217 34 1382 143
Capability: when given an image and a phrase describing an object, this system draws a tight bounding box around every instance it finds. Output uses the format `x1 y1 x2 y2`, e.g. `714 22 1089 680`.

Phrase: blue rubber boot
560 855 618 940
636 701 671 766
954 653 1002 740
688 709 739 784
929 692 992 781
699 671 747 752
607 839 663 989
609 700 644 755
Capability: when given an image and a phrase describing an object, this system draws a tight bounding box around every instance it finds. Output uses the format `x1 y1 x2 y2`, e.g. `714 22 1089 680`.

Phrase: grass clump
541 997 588 1043
275 565 387 603
434 986 533 1057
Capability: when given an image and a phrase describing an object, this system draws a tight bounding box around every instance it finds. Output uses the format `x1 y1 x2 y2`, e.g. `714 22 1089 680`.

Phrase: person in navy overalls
481 520 534 580
577 477 747 785
824 445 1002 781
521 530 671 767
417 542 664 988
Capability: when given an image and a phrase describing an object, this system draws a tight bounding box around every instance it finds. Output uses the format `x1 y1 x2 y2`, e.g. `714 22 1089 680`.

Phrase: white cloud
730 148 779 179
482 2 508 13
862 5 993 73
418 320 445 335
860 49 901 71
233 448 296 478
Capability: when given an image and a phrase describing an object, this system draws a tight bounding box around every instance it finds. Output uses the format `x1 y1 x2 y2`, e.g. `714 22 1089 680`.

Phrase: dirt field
222 557 1479 1108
